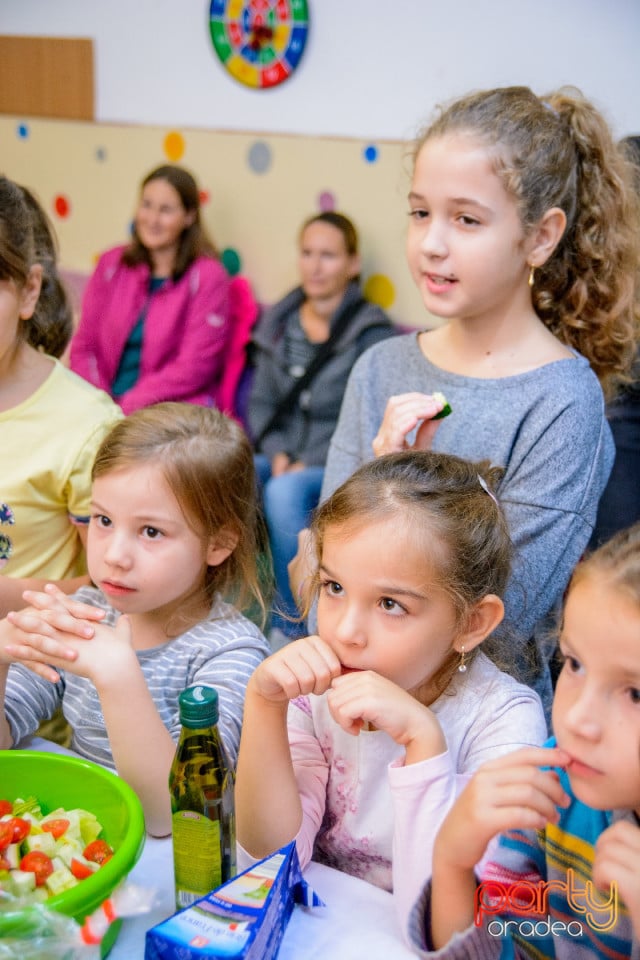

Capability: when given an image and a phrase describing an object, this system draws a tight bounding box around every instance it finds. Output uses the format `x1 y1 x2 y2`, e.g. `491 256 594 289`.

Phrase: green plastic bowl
0 750 146 925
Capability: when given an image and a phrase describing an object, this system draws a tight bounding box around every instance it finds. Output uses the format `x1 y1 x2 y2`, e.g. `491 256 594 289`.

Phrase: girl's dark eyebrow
407 189 491 215
319 563 428 601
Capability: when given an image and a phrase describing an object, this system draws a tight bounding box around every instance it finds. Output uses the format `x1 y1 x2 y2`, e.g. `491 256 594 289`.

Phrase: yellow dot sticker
164 132 185 162
364 274 395 310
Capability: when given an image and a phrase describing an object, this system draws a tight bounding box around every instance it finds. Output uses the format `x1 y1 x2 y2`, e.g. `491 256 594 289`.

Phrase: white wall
2 0 639 139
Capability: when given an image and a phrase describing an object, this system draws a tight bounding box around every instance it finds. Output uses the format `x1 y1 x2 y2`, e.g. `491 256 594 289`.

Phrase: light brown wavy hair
570 521 640 607
413 86 640 397
92 402 268 628
307 449 512 700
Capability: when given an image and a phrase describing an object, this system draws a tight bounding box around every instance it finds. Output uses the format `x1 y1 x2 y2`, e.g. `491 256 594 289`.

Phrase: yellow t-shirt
0 360 122 579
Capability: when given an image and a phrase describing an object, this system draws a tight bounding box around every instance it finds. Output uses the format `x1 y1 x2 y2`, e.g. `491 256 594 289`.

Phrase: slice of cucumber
432 391 452 420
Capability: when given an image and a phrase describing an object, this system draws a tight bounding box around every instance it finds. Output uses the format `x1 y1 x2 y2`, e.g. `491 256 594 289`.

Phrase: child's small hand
21 583 106 630
287 528 316 613
593 819 640 936
328 670 446 755
5 584 104 666
2 615 81 683
372 392 445 457
434 746 571 872
4 613 134 686
251 635 342 703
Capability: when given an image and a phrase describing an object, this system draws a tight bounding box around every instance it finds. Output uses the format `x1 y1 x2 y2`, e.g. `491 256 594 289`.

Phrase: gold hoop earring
528 265 535 288
458 646 467 674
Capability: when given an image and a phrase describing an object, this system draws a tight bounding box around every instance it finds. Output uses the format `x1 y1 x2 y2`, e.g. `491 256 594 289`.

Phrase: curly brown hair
414 86 640 396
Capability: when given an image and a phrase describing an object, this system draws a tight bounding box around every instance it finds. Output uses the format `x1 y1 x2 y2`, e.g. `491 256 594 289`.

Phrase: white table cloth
24 739 416 959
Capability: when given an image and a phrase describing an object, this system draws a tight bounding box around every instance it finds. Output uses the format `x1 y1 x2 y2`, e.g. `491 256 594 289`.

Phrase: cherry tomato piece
41 818 70 839
20 851 54 886
7 818 30 843
0 822 13 851
0 800 13 817
83 839 113 865
70 857 94 880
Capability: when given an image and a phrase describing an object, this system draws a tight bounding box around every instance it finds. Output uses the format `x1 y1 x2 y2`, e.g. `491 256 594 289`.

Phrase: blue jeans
254 455 324 638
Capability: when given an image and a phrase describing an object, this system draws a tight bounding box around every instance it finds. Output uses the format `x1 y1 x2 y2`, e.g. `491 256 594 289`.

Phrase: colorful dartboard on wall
209 0 309 89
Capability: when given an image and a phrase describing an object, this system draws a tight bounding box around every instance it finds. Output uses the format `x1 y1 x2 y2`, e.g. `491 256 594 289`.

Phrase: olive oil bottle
169 685 236 908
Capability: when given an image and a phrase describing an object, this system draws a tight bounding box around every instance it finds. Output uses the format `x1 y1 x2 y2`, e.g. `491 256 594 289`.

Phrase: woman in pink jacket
70 165 233 414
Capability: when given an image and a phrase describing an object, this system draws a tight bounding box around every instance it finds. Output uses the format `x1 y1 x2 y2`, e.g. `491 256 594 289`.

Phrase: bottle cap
178 685 219 728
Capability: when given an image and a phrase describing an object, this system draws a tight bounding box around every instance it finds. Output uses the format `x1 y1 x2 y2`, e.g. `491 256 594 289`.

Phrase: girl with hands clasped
410 523 640 958
0 403 270 836
236 450 547 933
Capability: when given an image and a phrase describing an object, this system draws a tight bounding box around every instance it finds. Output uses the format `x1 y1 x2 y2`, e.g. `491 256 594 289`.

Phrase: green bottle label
172 808 223 908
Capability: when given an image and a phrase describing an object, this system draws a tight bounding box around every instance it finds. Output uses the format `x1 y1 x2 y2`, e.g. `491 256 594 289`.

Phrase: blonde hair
570 522 640 607
414 86 640 396
92 403 267 625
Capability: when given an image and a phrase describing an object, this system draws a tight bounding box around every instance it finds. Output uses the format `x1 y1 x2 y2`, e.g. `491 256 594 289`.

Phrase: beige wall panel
0 116 433 327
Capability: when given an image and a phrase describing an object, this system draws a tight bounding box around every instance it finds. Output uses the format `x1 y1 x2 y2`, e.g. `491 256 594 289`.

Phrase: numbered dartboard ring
209 0 309 90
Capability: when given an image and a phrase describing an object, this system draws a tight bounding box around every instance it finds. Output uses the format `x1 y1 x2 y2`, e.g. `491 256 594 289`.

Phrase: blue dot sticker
16 123 29 139
363 144 379 164
247 141 272 175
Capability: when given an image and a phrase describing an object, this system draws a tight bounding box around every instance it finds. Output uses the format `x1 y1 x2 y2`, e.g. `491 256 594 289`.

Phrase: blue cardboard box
145 843 323 959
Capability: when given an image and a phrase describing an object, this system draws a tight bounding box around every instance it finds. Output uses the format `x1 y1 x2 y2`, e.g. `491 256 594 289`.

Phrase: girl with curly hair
316 86 640 715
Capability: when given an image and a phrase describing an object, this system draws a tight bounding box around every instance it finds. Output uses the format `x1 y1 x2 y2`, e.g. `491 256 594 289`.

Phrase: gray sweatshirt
322 333 614 709
247 282 396 466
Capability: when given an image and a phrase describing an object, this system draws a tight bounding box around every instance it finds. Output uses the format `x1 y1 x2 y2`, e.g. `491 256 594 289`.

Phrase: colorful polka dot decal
12 124 395 308
221 247 242 276
163 131 185 162
364 273 395 310
53 195 71 219
247 140 272 174
318 191 336 212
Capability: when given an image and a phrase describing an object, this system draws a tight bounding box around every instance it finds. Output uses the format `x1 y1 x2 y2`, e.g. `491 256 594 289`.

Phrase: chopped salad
0 797 114 904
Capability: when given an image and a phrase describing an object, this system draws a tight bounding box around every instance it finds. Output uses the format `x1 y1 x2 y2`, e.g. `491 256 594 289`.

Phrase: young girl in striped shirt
0 403 270 836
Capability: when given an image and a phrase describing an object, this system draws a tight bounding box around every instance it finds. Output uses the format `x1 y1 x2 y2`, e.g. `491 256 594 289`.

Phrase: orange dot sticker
163 131 185 162
53 195 71 219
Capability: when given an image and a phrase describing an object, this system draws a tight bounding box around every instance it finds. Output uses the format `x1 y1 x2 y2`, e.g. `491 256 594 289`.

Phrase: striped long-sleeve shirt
4 587 270 768
408 743 639 959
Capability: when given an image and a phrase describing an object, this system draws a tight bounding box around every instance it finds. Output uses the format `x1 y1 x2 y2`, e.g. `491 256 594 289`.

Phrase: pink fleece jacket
70 245 232 414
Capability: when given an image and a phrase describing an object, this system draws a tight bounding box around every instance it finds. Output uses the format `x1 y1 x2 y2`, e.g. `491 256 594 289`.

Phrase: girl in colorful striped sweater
410 523 640 959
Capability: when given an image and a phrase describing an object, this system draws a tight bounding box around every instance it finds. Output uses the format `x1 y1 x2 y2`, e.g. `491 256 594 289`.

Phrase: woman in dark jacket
248 212 396 639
